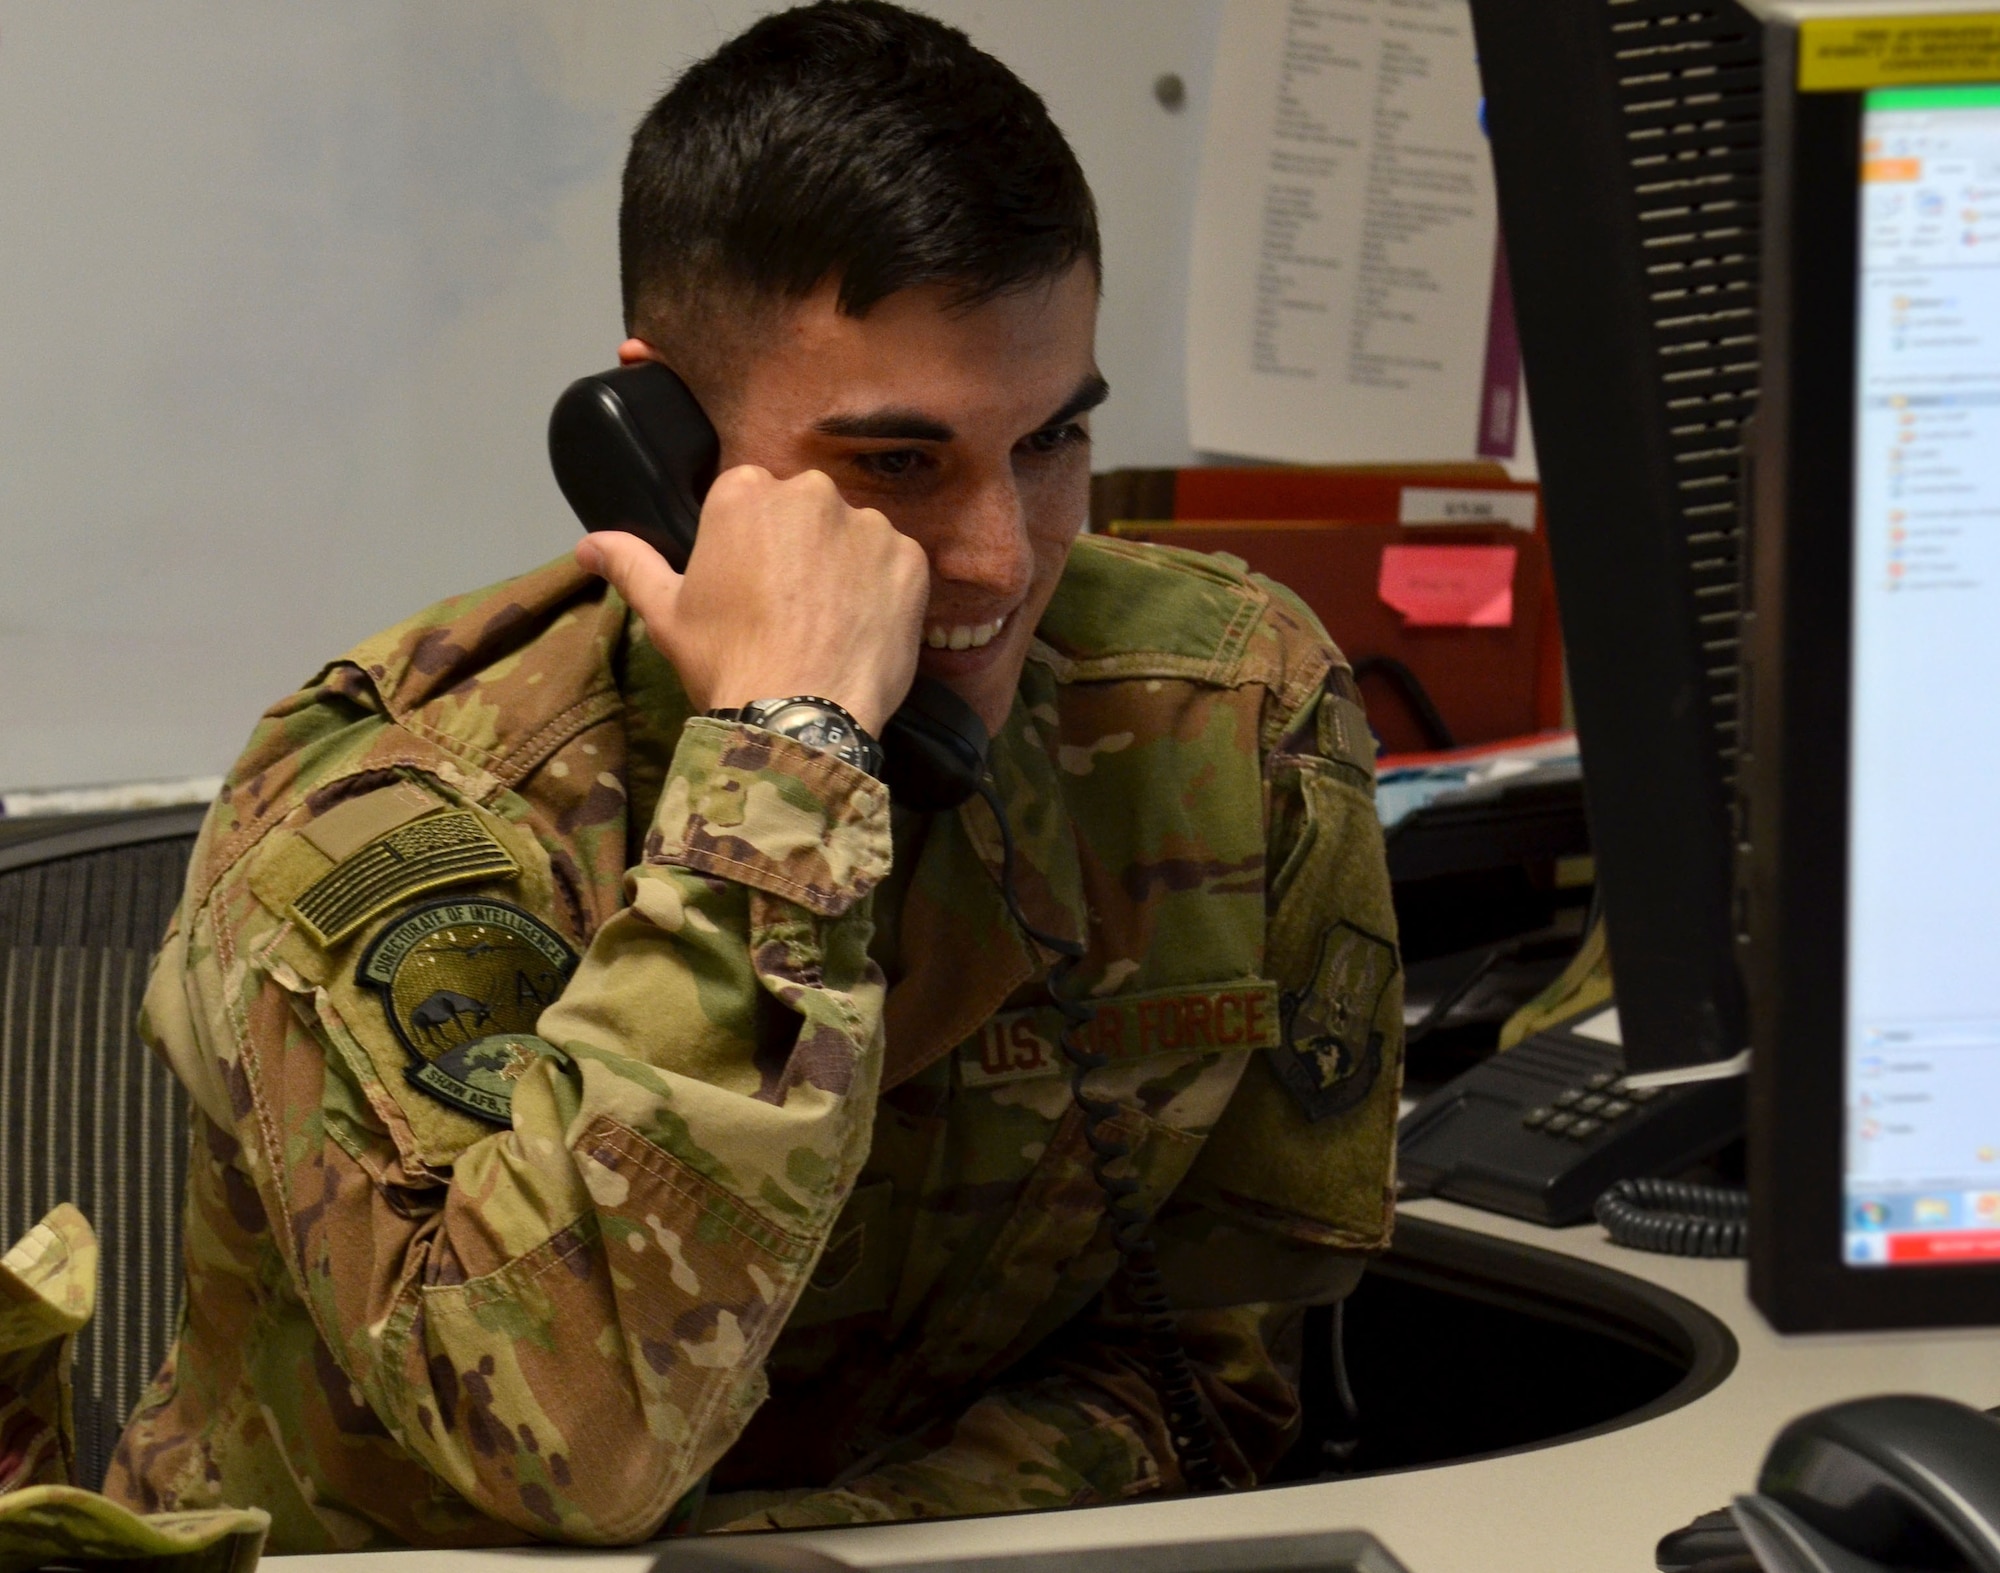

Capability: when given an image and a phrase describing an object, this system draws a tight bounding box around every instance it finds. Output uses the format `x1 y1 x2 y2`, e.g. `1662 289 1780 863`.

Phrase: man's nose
927 479 1034 601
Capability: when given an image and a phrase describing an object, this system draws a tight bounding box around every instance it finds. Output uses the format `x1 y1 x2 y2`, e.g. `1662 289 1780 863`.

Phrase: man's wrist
706 696 886 781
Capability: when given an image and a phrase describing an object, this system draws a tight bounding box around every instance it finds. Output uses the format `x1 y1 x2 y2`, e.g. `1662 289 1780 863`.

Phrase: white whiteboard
0 1 1222 791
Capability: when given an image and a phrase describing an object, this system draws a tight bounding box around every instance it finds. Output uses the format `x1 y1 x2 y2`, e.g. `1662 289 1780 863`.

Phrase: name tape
961 980 1280 1089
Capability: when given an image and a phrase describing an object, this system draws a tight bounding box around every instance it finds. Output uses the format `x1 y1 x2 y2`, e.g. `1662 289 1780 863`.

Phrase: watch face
759 701 852 751
740 699 882 780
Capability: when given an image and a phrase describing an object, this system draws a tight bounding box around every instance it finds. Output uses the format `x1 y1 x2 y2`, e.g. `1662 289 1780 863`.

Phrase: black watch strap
706 696 886 782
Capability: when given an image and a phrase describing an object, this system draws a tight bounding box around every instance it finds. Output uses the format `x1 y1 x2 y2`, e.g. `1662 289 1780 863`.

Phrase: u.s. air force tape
960 980 1280 1088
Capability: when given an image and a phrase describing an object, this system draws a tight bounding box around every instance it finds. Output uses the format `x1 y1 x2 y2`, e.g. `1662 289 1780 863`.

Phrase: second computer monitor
1745 4 2000 1331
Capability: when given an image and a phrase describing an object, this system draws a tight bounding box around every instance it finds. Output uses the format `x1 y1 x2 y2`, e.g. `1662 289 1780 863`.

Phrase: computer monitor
1468 0 1762 1077
1744 1 2000 1330
1390 1 1765 1225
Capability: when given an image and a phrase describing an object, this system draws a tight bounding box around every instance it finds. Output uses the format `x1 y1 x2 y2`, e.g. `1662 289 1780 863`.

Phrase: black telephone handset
1660 1396 2000 1573
547 362 990 812
1733 1396 2000 1573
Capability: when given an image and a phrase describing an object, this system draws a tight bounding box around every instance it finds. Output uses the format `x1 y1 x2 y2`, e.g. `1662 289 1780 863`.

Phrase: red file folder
1093 465 1561 756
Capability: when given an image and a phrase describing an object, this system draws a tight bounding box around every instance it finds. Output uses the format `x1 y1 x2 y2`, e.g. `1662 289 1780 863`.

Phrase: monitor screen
1844 84 2000 1270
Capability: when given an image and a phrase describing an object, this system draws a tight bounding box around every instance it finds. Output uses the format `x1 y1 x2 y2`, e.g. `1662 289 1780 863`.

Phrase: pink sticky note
1378 544 1517 628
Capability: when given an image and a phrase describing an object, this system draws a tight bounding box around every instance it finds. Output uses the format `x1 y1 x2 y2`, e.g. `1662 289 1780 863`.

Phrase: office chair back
0 805 205 1490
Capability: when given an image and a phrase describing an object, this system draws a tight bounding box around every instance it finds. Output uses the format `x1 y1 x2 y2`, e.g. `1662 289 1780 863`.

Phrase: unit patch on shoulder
290 808 519 947
357 899 578 1125
1274 921 1398 1122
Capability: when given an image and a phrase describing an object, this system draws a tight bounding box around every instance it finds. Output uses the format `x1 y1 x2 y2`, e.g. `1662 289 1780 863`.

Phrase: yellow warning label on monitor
1800 15 2000 91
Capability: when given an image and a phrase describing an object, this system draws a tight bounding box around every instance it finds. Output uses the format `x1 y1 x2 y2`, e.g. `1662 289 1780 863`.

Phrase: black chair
0 805 206 1489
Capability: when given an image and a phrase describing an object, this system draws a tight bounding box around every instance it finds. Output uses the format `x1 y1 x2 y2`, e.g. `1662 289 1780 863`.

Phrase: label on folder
1799 15 2000 91
1399 487 1537 531
1378 544 1516 628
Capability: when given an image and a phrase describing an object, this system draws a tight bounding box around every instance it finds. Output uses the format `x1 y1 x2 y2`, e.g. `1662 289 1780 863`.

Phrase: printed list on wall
1188 0 1524 467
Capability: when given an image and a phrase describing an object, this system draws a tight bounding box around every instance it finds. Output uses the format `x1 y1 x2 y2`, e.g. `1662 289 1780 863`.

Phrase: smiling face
622 262 1102 733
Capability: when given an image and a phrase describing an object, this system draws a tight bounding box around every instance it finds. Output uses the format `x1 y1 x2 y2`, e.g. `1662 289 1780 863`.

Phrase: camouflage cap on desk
0 1207 268 1572
0 1488 266 1573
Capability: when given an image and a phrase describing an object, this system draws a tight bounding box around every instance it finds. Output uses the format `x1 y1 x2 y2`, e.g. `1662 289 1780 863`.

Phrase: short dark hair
619 0 1099 340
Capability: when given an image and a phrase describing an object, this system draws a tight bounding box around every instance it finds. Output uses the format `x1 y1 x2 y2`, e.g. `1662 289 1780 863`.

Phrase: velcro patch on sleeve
960 980 1280 1089
289 809 519 947
1275 921 1398 1121
298 779 436 862
1320 687 1378 782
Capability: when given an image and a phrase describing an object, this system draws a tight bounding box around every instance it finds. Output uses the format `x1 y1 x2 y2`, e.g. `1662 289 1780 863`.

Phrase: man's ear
617 338 666 367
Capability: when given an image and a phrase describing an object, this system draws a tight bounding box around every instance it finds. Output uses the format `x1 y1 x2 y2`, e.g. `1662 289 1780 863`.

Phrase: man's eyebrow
813 409 956 442
810 373 1111 444
1039 373 1110 430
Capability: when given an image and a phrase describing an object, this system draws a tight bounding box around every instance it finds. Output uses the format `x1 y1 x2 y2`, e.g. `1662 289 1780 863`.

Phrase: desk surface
269 1198 2000 1573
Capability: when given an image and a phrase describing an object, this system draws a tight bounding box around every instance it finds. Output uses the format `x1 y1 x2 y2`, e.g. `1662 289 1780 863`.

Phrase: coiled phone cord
974 779 1231 1494
1593 1178 1749 1258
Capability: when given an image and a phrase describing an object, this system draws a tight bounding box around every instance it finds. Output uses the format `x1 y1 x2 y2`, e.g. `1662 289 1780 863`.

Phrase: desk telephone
1661 1395 2000 1573
1397 999 1746 1232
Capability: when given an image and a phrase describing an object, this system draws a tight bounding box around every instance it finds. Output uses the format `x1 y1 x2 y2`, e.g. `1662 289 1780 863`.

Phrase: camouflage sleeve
1175 662 1404 1254
169 717 891 1544
702 1301 1303 1528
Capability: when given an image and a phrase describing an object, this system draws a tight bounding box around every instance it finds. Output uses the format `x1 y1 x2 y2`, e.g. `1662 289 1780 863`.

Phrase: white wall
0 1 1221 791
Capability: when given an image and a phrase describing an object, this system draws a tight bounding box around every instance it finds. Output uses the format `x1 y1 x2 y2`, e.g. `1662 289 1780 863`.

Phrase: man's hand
576 465 929 737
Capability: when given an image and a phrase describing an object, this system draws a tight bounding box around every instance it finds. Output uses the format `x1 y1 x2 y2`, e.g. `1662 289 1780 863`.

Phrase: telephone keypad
1522 1079 1648 1138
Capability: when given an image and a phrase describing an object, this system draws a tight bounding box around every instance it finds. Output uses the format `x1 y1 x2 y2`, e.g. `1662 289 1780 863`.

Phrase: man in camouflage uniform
107 1 1402 1551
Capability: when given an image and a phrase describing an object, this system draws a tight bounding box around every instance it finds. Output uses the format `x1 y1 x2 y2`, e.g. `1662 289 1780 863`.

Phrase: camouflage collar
965 663 1089 956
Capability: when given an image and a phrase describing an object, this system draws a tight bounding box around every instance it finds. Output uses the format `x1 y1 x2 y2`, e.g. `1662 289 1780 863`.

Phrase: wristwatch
707 696 886 781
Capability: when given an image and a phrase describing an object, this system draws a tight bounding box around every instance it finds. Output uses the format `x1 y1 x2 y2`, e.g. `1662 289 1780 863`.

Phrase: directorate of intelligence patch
1275 920 1398 1122
357 898 578 1125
